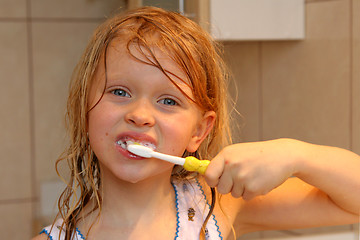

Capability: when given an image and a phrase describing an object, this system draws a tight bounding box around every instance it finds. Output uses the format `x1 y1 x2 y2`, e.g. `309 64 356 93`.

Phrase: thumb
204 151 225 187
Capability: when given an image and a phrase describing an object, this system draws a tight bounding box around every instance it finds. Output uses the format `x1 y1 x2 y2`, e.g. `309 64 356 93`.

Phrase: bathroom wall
0 0 126 239
223 0 360 239
225 0 360 149
0 0 358 239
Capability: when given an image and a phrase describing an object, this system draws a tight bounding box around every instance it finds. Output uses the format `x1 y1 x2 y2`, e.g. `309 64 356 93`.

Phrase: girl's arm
294 141 360 214
205 139 360 232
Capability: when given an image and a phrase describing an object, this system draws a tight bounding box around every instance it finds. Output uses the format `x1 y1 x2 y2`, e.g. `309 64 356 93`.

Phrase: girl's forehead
107 38 192 86
109 38 173 65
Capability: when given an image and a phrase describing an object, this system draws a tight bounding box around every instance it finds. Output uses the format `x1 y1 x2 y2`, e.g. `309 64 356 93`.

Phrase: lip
115 131 157 160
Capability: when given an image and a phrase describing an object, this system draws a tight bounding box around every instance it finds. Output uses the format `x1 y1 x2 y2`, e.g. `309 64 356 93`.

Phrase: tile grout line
26 0 37 223
349 0 353 151
258 42 263 141
0 17 27 22
0 197 37 205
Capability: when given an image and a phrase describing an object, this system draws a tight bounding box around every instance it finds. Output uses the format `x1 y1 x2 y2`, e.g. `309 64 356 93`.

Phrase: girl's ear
186 111 216 153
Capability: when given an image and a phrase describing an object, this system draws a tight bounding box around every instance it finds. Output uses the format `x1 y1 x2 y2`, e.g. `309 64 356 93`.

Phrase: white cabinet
126 0 305 41
209 0 305 41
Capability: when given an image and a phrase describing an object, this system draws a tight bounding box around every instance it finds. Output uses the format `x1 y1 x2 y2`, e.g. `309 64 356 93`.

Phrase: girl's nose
125 100 155 127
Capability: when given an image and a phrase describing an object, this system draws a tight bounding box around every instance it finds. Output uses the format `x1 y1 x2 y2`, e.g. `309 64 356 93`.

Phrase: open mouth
116 138 156 151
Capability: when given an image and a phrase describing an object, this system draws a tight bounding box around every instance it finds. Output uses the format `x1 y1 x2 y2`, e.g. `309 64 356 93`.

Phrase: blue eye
159 98 178 106
112 89 130 97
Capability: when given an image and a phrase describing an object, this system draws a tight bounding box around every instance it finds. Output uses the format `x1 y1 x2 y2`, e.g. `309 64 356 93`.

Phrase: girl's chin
105 164 175 184
116 173 170 184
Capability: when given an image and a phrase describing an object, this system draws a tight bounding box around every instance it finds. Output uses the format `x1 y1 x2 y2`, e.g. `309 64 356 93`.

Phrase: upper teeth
116 140 131 149
117 139 156 151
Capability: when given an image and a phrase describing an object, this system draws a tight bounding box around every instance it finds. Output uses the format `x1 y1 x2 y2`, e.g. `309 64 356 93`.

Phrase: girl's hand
205 139 304 200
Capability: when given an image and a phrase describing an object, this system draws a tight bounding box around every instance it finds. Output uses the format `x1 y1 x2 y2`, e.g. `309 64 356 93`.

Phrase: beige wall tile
0 202 33 239
354 223 359 239
32 22 100 184
0 22 32 199
257 224 354 238
0 0 26 18
261 230 297 238
284 224 352 235
223 42 261 142
261 1 351 148
352 0 360 154
306 0 349 40
261 231 355 240
31 0 126 18
239 231 262 239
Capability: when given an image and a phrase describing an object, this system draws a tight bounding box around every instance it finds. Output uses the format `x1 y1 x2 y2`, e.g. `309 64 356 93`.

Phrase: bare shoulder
32 233 49 240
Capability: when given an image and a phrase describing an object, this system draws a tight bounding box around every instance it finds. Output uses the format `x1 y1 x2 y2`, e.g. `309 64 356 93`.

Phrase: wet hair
54 6 232 240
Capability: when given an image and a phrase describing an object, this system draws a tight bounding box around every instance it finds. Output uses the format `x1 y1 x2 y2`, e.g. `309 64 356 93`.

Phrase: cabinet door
210 0 305 40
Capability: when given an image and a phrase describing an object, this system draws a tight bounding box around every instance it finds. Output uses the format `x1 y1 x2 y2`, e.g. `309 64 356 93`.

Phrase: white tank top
172 178 223 239
40 178 222 240
40 218 84 240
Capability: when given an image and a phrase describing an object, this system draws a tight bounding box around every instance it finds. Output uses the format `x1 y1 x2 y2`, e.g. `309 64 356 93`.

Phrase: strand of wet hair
200 187 216 239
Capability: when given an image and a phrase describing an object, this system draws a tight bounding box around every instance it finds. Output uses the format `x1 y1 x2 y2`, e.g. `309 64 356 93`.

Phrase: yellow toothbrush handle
183 156 210 174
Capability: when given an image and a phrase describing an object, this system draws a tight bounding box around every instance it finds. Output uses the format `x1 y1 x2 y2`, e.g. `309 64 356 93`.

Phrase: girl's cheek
159 115 196 153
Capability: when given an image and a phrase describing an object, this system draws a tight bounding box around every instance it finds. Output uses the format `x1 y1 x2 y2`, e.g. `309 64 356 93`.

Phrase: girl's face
87 39 215 183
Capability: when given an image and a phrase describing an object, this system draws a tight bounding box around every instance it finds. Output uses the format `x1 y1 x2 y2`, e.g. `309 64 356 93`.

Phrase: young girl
34 6 359 240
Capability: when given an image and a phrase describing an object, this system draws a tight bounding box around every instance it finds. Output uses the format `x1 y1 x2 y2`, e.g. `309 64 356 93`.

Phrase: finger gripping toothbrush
127 144 210 174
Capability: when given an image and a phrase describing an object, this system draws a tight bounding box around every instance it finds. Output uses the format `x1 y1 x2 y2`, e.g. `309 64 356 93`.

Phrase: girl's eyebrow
105 75 130 85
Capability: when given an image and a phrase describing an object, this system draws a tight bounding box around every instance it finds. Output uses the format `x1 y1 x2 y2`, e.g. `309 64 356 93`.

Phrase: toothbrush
127 144 210 174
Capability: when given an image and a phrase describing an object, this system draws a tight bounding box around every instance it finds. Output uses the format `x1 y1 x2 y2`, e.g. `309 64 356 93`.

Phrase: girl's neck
88 168 176 227
103 170 174 210
77 169 177 239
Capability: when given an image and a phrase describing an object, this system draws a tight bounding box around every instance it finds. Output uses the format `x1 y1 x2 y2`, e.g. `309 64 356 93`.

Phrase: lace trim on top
172 178 222 240
40 219 85 240
41 178 222 240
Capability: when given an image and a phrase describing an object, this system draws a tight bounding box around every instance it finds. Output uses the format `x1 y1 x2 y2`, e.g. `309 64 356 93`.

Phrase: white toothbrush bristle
127 144 153 158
